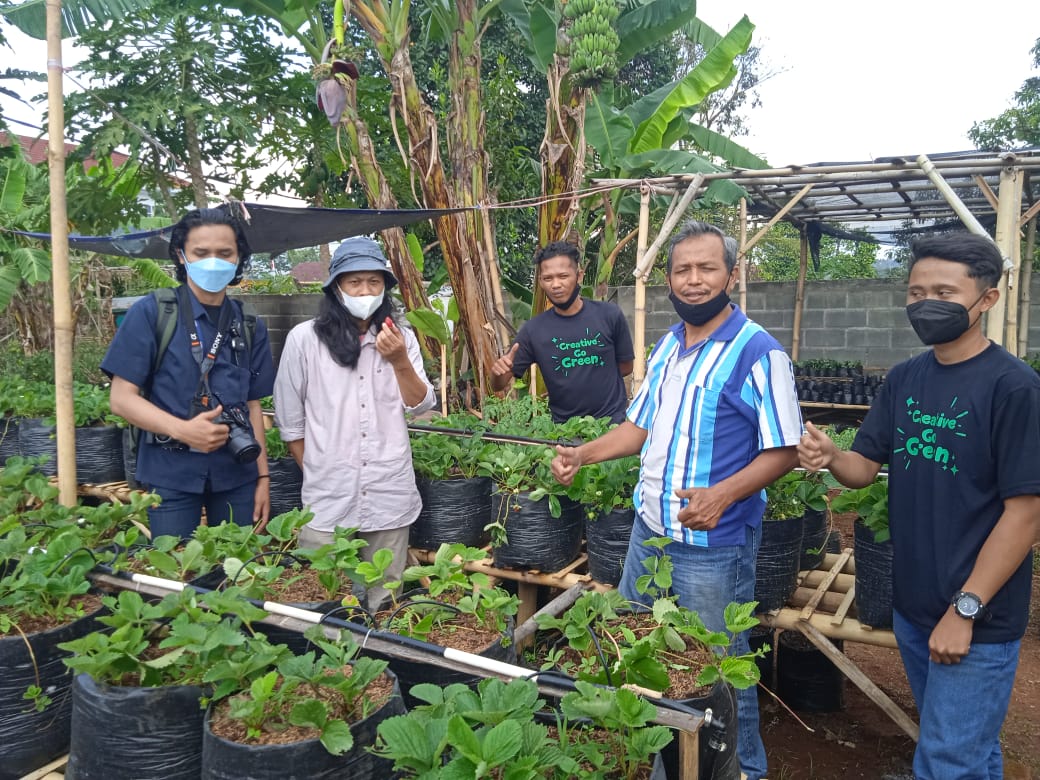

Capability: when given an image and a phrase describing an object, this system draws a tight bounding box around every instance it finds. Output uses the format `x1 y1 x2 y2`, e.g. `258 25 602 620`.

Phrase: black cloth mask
669 289 731 326
905 290 988 345
553 283 582 312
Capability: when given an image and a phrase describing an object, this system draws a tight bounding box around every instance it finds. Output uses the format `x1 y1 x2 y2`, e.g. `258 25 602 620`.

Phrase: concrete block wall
238 278 1040 372
609 276 1040 369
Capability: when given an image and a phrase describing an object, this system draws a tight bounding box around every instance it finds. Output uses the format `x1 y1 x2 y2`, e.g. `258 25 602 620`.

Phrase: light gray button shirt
273 319 435 532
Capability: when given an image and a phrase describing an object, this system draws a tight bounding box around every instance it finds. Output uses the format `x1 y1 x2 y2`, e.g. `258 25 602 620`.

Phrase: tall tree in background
63 0 304 214
969 37 1040 150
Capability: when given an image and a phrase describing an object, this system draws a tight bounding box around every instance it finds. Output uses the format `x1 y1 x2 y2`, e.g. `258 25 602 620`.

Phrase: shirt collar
667 303 747 349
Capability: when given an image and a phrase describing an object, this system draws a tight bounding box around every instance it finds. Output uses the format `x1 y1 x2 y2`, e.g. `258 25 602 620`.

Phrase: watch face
956 594 981 618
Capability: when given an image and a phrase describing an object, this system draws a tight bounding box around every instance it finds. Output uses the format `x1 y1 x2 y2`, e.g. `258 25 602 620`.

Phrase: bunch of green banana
563 0 620 88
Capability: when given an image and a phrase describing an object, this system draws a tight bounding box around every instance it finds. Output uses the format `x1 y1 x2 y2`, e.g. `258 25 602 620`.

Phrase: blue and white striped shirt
628 306 803 547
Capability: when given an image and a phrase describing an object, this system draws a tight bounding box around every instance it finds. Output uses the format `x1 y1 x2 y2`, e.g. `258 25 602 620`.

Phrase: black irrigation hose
407 423 581 449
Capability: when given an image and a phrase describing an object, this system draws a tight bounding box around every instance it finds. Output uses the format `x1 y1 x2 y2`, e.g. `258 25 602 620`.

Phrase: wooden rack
757 552 919 741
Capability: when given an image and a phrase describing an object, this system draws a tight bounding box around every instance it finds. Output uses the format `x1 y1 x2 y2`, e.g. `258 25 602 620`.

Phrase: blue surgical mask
183 255 238 293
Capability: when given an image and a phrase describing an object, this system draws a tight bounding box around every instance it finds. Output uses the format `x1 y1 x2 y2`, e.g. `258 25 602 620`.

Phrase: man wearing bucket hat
274 236 435 611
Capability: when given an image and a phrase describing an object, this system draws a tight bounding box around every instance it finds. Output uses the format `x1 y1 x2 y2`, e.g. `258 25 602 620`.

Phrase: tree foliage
969 37 1040 150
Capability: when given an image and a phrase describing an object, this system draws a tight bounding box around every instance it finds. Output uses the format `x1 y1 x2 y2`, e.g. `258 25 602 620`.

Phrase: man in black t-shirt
491 242 634 423
798 234 1040 780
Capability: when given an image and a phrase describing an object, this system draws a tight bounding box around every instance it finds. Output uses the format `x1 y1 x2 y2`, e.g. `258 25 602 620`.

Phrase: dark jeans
147 481 255 539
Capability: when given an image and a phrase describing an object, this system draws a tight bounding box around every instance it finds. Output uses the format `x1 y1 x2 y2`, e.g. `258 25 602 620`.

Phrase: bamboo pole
741 183 816 255
988 166 1022 345
791 227 808 361
1005 196 1023 350
1018 216 1035 357
46 0 77 506
440 343 448 415
632 175 704 278
738 198 748 311
633 185 651 390
916 155 991 237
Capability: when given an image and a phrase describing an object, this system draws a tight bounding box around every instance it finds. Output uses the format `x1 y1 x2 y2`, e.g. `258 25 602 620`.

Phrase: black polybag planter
411 476 492 549
585 507 634 586
659 680 741 780
491 489 582 572
379 615 516 709
18 419 125 484
0 416 20 464
200 672 405 780
753 515 804 612
853 521 894 629
799 507 828 571
66 675 206 780
0 608 105 780
776 630 845 712
268 457 304 518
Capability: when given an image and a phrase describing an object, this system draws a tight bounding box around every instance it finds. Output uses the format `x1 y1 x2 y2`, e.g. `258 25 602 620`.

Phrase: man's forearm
577 421 647 467
826 449 882 488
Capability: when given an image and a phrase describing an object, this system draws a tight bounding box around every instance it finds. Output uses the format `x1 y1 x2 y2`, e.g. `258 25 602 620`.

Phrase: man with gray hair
552 220 802 780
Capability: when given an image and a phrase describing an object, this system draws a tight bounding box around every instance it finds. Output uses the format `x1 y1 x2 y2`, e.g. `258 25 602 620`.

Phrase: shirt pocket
211 362 253 405
676 384 724 446
373 365 402 406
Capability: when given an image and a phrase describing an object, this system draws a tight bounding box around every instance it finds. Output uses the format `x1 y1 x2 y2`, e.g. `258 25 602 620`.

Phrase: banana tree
583 15 766 286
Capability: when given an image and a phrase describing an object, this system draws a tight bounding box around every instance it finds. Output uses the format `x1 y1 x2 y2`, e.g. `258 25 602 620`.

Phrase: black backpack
125 287 257 461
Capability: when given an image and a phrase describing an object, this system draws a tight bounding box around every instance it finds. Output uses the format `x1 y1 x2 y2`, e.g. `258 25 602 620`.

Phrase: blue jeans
147 481 256 539
893 610 1019 780
619 516 767 780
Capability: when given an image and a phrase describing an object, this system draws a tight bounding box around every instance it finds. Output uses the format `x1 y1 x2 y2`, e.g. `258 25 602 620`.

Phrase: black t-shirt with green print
512 299 634 424
853 343 1040 643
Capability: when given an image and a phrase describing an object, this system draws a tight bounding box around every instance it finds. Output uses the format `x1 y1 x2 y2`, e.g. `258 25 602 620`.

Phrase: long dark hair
313 287 396 369
168 205 252 286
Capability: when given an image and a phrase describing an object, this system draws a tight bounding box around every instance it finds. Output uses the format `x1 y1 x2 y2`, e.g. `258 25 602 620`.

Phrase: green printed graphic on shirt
550 329 608 375
893 394 968 474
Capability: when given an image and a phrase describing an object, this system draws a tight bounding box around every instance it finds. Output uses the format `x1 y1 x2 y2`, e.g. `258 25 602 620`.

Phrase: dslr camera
195 394 261 463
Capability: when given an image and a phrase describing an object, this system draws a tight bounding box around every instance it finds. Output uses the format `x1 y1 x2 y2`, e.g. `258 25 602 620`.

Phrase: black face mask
552 283 582 311
669 289 731 326
905 290 988 346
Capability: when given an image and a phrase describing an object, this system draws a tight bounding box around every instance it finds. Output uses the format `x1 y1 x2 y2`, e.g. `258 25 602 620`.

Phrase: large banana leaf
630 15 754 155
11 246 50 284
129 258 178 289
687 125 769 170
497 0 557 72
0 265 21 310
0 0 156 39
615 0 701 66
0 159 26 215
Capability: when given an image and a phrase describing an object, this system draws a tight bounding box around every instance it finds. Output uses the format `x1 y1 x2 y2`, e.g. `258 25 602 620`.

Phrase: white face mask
340 290 384 320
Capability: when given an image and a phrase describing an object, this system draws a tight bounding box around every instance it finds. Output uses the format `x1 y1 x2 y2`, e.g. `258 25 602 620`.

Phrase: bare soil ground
759 514 1039 779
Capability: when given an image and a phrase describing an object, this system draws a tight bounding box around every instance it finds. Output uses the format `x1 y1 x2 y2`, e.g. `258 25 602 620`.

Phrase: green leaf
498 0 557 72
406 308 451 346
687 125 769 169
482 719 524 766
0 0 158 40
12 247 51 285
405 232 424 274
0 159 26 213
615 0 701 66
319 718 354 755
0 265 22 312
630 16 755 155
445 714 483 763
289 698 328 730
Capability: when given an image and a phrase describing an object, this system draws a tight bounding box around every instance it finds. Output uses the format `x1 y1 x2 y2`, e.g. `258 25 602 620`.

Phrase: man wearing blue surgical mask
103 206 276 538
799 234 1040 780
274 237 436 611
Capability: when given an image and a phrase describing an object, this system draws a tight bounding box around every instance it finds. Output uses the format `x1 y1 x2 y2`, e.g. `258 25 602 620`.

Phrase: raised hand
178 405 230 453
797 421 839 472
491 343 520 379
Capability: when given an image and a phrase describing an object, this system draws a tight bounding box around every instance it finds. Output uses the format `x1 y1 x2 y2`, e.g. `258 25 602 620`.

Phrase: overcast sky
3 1 1039 168
696 0 1040 165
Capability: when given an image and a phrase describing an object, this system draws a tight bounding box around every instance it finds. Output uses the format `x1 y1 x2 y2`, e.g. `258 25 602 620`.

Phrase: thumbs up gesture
797 422 839 472
492 343 520 379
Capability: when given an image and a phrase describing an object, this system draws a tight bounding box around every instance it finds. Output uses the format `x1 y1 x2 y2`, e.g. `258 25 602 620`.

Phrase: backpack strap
150 287 180 389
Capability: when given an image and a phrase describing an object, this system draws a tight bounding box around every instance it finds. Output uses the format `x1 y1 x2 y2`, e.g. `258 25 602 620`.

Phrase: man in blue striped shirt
553 220 803 780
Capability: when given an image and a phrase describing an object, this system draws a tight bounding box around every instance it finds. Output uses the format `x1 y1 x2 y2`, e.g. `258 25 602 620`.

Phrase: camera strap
175 284 235 405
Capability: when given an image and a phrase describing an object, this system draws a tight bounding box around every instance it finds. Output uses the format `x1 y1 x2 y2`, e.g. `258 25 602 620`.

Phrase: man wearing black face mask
491 241 634 423
799 233 1040 780
551 221 803 780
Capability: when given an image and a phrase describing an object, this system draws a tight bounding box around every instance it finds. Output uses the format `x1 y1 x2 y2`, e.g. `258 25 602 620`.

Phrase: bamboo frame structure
594 149 1040 363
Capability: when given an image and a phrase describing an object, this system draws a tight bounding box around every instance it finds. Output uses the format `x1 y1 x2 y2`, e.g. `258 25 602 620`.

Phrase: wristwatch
951 591 990 622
